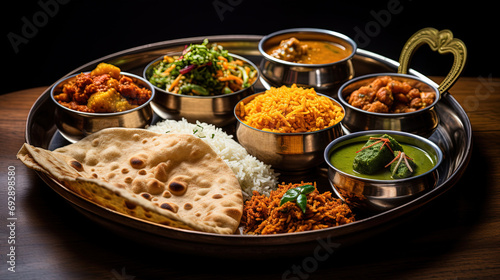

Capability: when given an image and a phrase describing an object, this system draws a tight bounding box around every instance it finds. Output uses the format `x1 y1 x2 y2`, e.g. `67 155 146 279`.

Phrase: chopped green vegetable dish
148 39 257 96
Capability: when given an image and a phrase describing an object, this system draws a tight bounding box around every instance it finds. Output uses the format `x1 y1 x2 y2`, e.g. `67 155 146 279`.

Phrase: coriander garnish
279 184 315 213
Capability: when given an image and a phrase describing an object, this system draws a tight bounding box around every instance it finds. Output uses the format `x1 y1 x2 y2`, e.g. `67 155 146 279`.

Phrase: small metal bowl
258 28 356 95
51 72 155 143
143 53 259 127
338 73 440 137
324 130 443 212
234 91 345 171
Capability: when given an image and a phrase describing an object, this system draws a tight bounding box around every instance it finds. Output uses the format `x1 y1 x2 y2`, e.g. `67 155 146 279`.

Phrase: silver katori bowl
338 73 440 137
51 72 155 143
258 28 356 95
234 91 345 171
143 53 259 127
324 130 443 212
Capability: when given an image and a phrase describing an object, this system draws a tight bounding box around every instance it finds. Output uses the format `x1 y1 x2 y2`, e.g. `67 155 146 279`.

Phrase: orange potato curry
267 37 351 64
54 63 152 113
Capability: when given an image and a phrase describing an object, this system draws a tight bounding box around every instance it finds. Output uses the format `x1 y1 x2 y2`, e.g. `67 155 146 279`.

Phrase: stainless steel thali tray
25 35 472 258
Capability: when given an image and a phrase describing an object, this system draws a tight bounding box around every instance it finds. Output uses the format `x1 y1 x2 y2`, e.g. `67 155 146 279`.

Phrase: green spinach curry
329 135 436 180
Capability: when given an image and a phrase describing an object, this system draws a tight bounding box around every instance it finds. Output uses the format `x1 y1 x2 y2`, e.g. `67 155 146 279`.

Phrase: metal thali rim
24 35 472 247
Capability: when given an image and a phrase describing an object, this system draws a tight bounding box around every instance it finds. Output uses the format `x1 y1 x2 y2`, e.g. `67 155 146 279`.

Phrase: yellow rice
237 84 344 133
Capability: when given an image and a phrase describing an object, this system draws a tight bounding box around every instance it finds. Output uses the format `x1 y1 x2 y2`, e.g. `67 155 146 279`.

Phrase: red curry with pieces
54 63 152 113
347 76 436 113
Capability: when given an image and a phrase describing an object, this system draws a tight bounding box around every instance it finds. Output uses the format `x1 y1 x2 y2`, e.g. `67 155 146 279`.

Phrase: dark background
2 0 496 94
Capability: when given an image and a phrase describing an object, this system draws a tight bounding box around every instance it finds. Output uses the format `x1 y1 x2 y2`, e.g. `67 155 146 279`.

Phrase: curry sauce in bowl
266 37 352 65
258 28 356 95
324 130 443 212
338 73 440 137
53 63 153 113
51 63 155 142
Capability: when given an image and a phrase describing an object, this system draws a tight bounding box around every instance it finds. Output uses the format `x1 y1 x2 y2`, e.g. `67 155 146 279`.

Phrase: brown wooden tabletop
1 76 499 279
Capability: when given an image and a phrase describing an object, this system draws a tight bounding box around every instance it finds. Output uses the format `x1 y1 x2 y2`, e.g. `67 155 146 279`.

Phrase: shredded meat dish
241 182 355 234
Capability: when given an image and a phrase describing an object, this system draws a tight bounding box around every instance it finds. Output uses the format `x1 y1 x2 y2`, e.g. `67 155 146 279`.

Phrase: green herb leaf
298 184 315 195
279 189 299 206
279 185 315 213
297 194 308 213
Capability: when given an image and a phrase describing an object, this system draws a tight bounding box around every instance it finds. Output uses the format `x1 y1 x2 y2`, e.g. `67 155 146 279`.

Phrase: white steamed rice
147 118 278 198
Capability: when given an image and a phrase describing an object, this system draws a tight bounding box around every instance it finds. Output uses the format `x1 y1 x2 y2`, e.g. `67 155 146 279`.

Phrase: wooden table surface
1 77 499 279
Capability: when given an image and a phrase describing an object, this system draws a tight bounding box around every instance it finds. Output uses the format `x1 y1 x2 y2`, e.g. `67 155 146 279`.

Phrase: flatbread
17 128 244 234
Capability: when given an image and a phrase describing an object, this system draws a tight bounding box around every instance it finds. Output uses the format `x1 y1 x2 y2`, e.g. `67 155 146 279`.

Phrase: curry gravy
267 38 351 64
329 142 436 180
